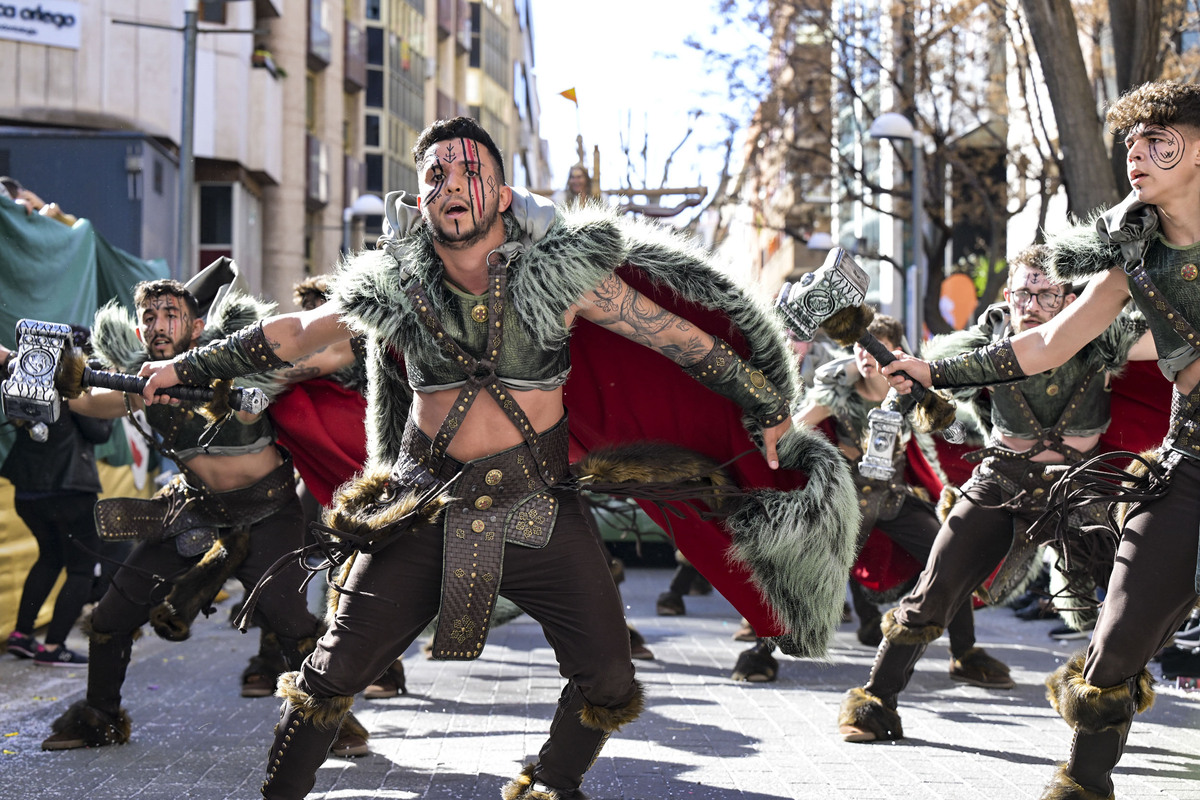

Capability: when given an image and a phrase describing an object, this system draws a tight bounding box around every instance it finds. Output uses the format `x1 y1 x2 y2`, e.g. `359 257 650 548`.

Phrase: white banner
0 1 81 50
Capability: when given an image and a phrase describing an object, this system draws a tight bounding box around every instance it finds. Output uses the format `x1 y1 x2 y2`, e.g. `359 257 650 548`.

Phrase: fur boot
1038 765 1115 800
837 687 903 742
502 764 588 800
949 646 1015 689
41 700 131 750
730 640 779 682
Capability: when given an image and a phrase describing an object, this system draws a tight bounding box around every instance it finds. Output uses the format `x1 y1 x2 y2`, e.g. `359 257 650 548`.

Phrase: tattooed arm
573 273 713 365
573 273 793 469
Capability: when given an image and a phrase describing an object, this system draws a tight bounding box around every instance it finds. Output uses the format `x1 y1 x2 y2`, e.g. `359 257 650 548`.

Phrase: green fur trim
728 425 860 660
331 203 801 468
1044 214 1125 285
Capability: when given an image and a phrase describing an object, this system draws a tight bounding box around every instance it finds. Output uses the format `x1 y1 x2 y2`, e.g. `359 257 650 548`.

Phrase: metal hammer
777 248 961 439
1 318 268 425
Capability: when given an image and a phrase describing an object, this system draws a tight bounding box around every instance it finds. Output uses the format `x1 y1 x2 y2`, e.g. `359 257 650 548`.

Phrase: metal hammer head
2 319 72 424
776 247 870 342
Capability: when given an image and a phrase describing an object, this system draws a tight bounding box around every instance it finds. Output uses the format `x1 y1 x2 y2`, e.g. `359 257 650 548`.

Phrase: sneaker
732 619 757 642
1049 623 1093 641
655 591 686 616
1014 597 1057 621
34 644 88 668
628 626 654 661
7 630 39 659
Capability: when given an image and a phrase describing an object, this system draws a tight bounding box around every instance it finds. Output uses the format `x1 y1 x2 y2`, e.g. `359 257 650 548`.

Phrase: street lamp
869 112 925 349
342 193 385 254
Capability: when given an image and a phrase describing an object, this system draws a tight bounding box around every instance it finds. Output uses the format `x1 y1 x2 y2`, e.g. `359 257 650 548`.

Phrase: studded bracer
396 252 571 660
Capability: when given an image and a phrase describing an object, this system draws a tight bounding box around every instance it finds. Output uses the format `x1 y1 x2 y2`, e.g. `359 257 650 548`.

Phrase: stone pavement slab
1 566 1198 799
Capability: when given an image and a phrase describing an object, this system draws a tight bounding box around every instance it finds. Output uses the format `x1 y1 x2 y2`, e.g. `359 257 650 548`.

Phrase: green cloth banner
0 198 169 466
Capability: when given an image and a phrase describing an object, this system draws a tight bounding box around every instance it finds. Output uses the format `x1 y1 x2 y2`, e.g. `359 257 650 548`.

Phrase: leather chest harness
397 249 570 660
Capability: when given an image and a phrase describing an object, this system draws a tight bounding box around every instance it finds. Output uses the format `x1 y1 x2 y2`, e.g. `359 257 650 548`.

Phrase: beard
145 329 193 360
427 200 502 249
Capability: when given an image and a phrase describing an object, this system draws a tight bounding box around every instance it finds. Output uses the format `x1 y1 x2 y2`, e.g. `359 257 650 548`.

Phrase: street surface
1 566 1198 799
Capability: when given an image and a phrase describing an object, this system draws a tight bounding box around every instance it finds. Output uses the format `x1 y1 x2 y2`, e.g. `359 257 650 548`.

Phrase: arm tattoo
586 274 712 365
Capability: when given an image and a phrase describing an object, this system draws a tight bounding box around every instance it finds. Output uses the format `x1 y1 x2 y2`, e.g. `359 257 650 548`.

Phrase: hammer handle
856 334 933 404
82 367 262 412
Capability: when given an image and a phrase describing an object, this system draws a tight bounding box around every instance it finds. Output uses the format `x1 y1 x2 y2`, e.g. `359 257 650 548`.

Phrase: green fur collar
332 201 801 468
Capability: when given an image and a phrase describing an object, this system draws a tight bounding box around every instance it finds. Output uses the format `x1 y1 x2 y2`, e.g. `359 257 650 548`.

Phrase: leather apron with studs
401 251 570 660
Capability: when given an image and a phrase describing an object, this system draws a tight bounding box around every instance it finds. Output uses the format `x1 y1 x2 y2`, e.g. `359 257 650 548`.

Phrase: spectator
0 176 78 226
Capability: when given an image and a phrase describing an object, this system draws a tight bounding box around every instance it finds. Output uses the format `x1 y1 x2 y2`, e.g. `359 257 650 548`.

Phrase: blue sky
527 0 752 203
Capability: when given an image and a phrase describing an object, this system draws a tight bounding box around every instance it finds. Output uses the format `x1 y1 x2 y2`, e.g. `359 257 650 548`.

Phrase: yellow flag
559 87 578 105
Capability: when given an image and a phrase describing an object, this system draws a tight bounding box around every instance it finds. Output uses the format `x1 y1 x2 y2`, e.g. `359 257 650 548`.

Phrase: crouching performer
39 277 367 757
880 80 1200 800
840 244 1150 746
139 117 852 800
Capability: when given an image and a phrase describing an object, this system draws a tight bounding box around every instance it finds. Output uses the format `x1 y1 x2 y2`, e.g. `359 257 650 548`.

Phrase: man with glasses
838 245 1152 743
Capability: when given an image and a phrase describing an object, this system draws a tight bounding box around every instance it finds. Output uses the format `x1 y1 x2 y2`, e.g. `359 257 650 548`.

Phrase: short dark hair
293 275 330 311
412 117 506 185
133 279 200 319
1107 81 1200 137
866 312 904 352
0 176 22 197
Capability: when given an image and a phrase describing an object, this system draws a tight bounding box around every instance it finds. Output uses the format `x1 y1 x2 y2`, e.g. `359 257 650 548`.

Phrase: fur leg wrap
579 681 645 732
1045 653 1155 732
837 687 903 741
502 764 588 800
881 607 944 646
150 529 251 641
274 671 355 730
47 700 131 747
1038 764 1115 800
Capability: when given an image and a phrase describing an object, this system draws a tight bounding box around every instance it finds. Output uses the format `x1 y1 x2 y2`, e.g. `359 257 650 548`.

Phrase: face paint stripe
462 138 484 219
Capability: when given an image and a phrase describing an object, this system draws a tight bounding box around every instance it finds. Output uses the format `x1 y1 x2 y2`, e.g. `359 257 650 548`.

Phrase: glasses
1010 288 1064 310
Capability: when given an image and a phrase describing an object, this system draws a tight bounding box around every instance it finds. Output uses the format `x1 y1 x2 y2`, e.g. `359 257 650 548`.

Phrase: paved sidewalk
1 566 1199 799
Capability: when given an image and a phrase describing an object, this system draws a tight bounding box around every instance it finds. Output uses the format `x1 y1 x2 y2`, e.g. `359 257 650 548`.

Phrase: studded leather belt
397 416 570 660
95 450 296 557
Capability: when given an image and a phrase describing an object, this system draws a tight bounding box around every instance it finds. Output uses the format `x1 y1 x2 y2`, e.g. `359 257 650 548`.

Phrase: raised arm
574 273 793 468
138 302 353 403
883 267 1131 392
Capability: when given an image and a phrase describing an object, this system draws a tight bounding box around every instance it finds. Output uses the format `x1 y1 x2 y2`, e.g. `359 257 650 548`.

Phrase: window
200 0 226 24
365 153 383 194
367 26 384 66
199 185 233 245
365 114 380 147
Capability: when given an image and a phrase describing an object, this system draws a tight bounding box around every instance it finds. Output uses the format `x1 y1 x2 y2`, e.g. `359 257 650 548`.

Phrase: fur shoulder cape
90 291 283 399
329 199 857 659
331 201 802 469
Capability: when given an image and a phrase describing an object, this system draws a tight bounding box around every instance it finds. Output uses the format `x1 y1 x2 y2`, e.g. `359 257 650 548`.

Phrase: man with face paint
880 81 1200 799
38 279 370 759
136 117 853 800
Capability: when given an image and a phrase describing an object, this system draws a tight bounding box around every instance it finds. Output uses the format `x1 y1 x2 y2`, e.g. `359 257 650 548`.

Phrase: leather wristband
684 337 790 427
173 321 292 385
928 338 1026 388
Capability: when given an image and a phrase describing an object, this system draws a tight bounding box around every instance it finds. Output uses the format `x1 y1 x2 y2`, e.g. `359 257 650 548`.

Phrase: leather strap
963 363 1103 464
1127 262 1200 352
404 250 562 486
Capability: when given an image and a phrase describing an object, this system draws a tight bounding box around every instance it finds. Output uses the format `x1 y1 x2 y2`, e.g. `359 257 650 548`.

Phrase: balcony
344 20 366 92
308 0 332 71
306 133 329 210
